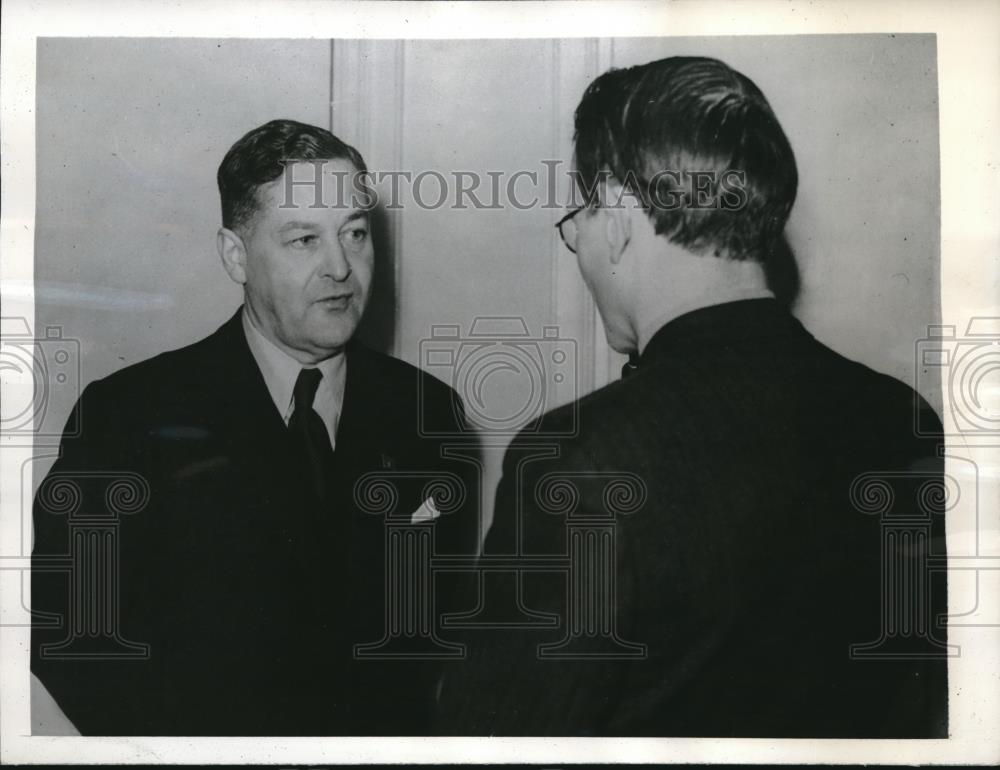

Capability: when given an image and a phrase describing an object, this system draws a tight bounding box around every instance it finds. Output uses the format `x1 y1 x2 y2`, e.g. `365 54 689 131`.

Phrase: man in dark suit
31 119 477 735
437 57 948 737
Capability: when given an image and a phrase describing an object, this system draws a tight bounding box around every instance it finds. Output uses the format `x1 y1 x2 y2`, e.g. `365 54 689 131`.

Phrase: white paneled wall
34 37 940 534
34 38 332 483
328 36 940 532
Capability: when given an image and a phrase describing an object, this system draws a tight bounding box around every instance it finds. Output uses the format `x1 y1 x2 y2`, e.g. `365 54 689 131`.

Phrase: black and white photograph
1 0 998 765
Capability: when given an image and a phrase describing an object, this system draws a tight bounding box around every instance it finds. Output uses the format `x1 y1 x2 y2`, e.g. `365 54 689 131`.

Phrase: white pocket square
410 496 442 524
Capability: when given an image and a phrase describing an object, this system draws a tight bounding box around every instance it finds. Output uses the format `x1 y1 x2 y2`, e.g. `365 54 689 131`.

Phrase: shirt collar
241 307 345 422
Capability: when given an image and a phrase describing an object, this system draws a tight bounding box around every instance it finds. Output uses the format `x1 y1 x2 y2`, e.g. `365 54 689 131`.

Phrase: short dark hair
217 119 367 232
573 56 797 263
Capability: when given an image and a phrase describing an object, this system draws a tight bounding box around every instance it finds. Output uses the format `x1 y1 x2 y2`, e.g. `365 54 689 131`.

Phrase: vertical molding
335 38 623 379
330 39 361 144
328 39 335 133
331 39 406 358
548 38 580 410
580 39 599 399
550 37 630 402
552 37 625 399
552 38 599 404
390 42 405 360
585 38 605 393
549 38 561 332
589 37 628 391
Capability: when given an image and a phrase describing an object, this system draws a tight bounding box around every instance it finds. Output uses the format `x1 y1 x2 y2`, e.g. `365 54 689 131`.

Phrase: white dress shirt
242 309 347 450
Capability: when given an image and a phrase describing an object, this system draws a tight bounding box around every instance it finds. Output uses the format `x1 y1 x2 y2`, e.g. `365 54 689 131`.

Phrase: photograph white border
2 0 998 764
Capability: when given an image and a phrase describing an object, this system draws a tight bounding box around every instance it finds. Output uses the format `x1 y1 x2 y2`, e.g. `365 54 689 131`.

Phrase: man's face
237 159 374 363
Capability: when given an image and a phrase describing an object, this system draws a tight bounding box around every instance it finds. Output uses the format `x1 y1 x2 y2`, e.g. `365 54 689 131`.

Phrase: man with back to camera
31 119 477 735
437 56 948 737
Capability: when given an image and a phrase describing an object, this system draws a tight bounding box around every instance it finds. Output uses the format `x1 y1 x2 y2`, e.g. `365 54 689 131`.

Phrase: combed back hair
573 56 798 263
217 119 367 233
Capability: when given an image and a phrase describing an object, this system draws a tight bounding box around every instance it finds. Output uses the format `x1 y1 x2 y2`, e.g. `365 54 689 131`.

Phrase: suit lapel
203 317 398 472
206 309 290 445
191 309 301 511
335 343 396 472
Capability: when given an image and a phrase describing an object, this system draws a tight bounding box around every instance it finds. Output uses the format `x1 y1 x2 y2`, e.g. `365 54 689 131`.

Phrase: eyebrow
277 221 319 234
276 211 368 235
340 211 369 227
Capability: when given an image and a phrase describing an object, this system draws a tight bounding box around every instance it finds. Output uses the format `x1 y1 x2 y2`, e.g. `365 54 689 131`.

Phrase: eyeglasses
555 207 585 254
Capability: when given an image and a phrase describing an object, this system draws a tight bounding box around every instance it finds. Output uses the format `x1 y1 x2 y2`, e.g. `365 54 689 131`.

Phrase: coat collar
201 308 290 443
201 308 393 467
637 298 809 367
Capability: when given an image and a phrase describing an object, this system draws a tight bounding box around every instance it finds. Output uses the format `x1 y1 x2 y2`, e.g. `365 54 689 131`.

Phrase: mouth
315 294 353 310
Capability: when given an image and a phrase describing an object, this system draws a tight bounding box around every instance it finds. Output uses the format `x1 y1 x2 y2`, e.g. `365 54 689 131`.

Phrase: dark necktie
289 367 335 502
287 368 348 701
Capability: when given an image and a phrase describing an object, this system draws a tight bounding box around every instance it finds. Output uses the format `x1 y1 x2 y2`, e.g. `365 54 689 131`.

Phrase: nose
320 238 352 282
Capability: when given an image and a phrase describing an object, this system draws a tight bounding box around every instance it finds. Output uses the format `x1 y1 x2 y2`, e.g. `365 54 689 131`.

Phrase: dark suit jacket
32 308 478 735
437 299 948 737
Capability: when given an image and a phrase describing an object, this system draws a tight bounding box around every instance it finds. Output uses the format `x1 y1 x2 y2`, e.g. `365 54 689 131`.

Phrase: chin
301 328 353 358
319 329 355 351
309 310 360 342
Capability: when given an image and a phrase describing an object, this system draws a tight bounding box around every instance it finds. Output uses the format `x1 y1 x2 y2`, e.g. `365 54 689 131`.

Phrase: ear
601 180 633 266
217 227 248 285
